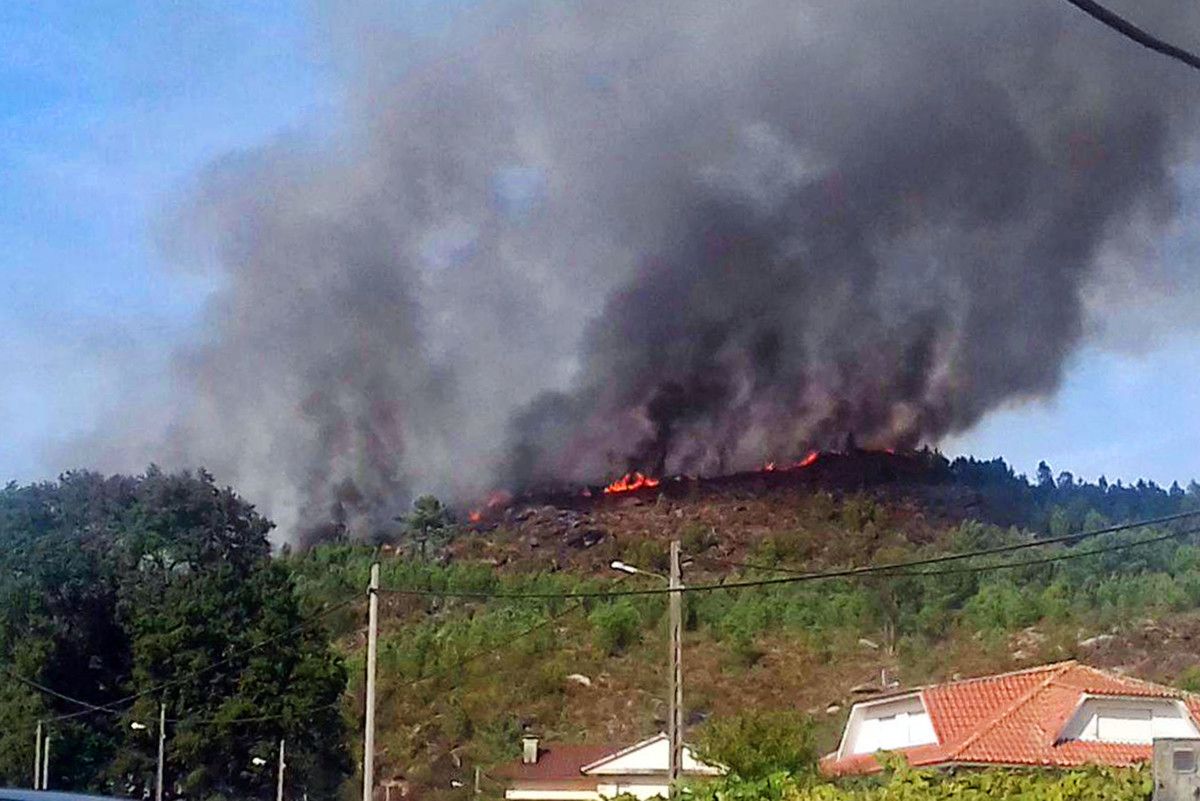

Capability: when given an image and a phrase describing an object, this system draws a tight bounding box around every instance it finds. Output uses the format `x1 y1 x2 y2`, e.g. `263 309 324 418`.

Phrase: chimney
522 735 539 765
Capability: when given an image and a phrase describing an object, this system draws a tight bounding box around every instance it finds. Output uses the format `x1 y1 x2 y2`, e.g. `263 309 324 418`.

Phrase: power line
375 510 1200 599
908 527 1193 576
9 588 584 729
2 669 120 718
13 510 1200 723
97 595 359 713
702 526 1197 578
165 700 347 727
1061 0 1200 72
6 594 360 724
16 591 585 729
399 599 590 694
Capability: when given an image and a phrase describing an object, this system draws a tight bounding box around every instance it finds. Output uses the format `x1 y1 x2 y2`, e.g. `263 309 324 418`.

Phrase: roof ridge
935 660 1077 689
848 662 1079 707
579 733 668 773
1064 664 1198 699
944 662 1075 761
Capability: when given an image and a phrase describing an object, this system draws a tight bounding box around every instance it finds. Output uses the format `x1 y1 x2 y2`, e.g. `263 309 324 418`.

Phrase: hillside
1 459 1197 801
287 452 1200 800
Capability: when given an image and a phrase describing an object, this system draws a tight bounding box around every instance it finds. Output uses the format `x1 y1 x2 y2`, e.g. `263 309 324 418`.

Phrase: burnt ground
451 451 996 575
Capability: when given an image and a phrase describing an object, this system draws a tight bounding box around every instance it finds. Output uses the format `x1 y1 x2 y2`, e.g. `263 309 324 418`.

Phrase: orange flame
795 450 820 468
603 471 661 494
763 461 777 472
467 489 512 524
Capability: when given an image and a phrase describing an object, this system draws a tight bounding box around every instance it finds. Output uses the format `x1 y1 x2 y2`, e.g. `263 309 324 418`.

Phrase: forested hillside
1 457 1198 800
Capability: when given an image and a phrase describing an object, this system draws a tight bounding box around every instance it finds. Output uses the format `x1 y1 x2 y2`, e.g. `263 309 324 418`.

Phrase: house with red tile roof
822 661 1200 775
498 733 723 801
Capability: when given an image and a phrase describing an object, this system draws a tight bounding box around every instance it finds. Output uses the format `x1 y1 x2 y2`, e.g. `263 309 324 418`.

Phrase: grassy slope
289 473 1200 801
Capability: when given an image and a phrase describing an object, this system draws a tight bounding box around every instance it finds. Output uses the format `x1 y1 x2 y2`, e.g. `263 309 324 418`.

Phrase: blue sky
0 1 334 478
0 1 1196 491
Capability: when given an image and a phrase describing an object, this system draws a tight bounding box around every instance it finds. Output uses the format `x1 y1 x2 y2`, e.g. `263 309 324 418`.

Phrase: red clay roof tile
497 745 619 782
823 661 1200 776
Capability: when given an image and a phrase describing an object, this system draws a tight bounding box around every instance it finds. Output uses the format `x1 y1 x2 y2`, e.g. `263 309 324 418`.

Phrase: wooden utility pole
667 540 683 796
277 739 287 801
156 703 166 801
33 721 42 789
363 563 380 801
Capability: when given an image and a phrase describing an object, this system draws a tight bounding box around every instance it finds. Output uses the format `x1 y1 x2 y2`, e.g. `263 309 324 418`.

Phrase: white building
501 733 723 801
824 661 1200 775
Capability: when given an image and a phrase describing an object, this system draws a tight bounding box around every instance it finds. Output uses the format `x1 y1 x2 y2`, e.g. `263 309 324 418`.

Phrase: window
1173 749 1196 773
1065 697 1200 744
848 696 938 755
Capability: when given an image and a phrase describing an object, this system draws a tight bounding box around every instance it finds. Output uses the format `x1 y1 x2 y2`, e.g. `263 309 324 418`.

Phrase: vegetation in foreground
690 715 1150 800
687 763 1151 801
0 469 349 800
0 459 1197 799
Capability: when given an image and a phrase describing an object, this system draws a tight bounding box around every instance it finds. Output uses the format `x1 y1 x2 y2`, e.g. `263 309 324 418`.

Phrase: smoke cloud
84 0 1200 540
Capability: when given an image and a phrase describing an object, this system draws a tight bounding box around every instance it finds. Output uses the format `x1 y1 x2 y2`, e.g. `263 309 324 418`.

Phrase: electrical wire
2 668 120 717
374 510 1200 599
98 594 359 713
12 510 1200 723
700 526 1198 579
167 596 592 725
7 593 360 725
165 699 346 726
399 599 590 696
1061 0 1200 72
16 594 585 728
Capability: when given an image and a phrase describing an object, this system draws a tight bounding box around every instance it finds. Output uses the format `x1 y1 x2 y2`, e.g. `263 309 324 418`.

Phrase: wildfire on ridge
796 450 820 468
464 446 905 521
467 489 512 523
603 471 661 494
759 450 820 474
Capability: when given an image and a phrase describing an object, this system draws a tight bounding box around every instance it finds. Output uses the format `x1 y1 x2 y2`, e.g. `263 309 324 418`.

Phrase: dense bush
689 762 1152 801
590 600 643 655
696 710 818 780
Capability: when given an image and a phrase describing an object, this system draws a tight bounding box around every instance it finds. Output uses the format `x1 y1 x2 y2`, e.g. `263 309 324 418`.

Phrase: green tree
1036 461 1054 489
695 709 817 780
0 469 351 799
589 602 642 655
403 495 456 555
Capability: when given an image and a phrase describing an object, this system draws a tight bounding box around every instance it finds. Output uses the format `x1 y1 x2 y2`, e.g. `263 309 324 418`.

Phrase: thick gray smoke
92 0 1200 540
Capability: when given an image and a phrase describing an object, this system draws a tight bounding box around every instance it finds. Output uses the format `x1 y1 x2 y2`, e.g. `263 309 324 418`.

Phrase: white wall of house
595 781 669 799
506 784 671 801
1060 697 1200 744
505 736 723 801
839 694 938 757
586 737 721 776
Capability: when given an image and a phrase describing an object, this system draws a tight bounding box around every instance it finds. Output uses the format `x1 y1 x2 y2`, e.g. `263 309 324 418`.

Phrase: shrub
688 762 1152 801
589 601 643 655
682 523 719 554
696 709 818 780
963 580 1041 633
1177 665 1200 693
727 630 766 668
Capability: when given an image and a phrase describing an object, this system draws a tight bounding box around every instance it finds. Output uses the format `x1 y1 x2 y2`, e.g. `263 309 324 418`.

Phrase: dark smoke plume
82 0 1200 541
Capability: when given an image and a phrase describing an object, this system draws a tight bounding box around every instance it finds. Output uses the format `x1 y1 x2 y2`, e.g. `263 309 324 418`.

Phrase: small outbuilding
500 733 723 801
